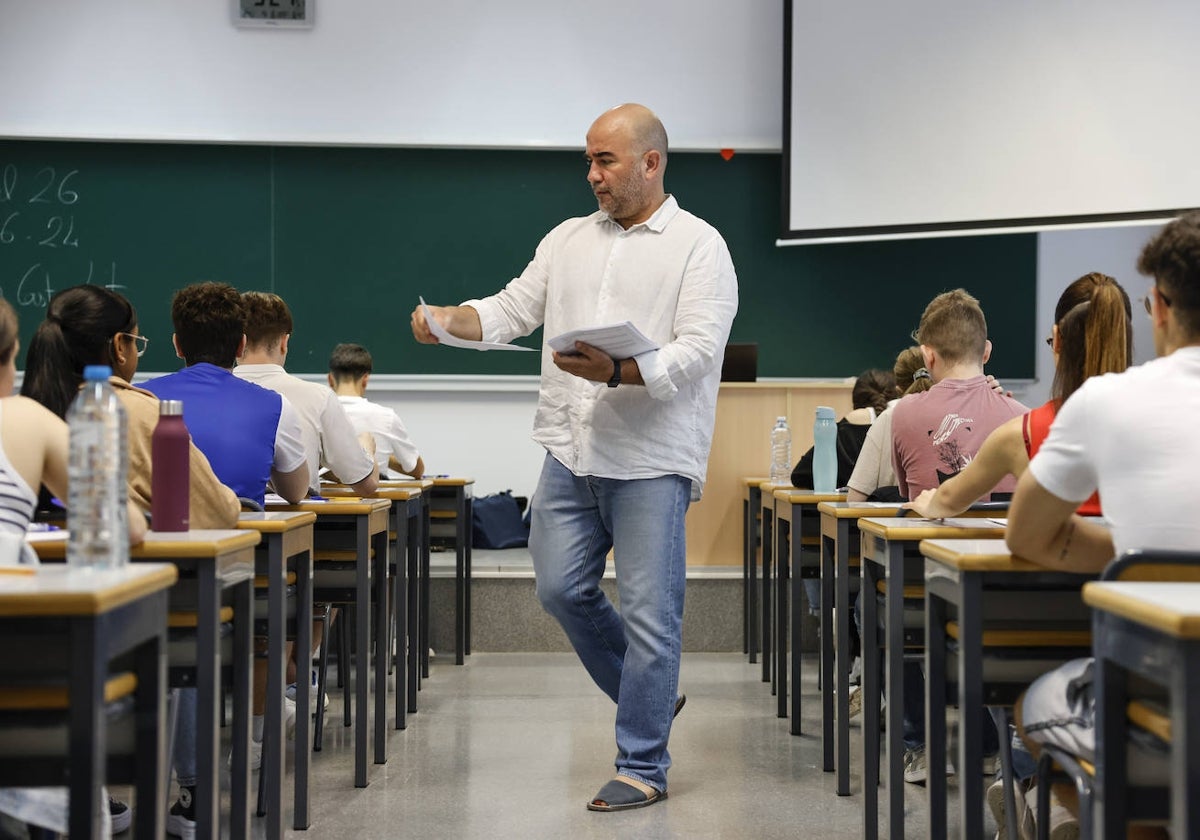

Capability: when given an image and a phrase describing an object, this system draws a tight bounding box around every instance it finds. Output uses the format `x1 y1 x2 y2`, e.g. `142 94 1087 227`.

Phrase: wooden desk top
743 476 772 489
774 488 846 505
266 498 390 516
0 562 178 616
860 517 1006 542
237 511 318 533
818 501 907 519
426 476 474 487
32 529 262 561
1084 581 1200 639
321 486 422 502
919 538 1046 572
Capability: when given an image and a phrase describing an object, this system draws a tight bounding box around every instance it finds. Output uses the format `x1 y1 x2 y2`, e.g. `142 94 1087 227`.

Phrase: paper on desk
547 322 658 358
419 298 536 352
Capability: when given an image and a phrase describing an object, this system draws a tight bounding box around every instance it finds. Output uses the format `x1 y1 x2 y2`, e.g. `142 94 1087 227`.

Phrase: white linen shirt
467 195 738 499
233 363 375 493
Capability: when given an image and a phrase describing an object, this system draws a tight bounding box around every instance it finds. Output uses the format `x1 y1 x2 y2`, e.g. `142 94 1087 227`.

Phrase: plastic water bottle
151 399 190 532
812 405 838 493
67 365 129 568
769 416 791 484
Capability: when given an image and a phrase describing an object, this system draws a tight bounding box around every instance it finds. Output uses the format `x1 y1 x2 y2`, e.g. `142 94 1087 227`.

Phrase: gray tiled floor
241 651 989 839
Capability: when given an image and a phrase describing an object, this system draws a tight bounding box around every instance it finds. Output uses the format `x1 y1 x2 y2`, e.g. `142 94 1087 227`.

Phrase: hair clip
913 367 932 380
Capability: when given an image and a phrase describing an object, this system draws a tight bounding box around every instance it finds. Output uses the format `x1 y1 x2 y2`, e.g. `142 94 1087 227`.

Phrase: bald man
412 104 738 810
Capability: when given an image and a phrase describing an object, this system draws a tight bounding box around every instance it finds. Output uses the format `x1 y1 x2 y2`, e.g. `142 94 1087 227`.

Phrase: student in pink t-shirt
889 288 1026 785
892 288 1028 500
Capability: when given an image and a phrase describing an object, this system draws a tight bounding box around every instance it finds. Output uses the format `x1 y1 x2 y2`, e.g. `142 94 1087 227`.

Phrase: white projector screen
782 0 1200 244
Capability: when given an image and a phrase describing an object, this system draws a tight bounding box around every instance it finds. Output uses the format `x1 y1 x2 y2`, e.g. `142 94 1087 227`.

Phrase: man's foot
903 746 954 784
1024 782 1080 840
673 694 686 719
587 776 666 812
108 796 131 834
166 785 196 840
286 669 330 713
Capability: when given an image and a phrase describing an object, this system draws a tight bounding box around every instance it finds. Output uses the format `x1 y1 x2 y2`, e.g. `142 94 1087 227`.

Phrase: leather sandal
586 778 667 812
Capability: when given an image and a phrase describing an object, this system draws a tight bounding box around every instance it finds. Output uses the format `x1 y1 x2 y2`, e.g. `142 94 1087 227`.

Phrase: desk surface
919 538 1047 572
31 529 262 562
819 501 907 518
774 488 846 505
860 517 1006 541
321 486 422 502
0 562 177 616
237 511 318 533
743 476 772 489
1084 581 1200 639
267 498 391 516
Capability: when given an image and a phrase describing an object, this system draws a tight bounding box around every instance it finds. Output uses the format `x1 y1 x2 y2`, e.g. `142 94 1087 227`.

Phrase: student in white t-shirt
327 343 424 479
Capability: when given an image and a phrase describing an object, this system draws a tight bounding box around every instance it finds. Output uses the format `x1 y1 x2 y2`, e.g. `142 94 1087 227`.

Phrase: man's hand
985 374 1014 399
410 304 483 344
552 341 616 383
903 488 943 520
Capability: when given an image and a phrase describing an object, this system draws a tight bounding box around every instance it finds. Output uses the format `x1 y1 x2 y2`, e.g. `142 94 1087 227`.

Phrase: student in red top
906 273 1132 520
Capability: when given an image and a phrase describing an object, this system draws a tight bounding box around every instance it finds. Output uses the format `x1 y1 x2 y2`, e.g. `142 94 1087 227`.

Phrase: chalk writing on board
0 163 124 307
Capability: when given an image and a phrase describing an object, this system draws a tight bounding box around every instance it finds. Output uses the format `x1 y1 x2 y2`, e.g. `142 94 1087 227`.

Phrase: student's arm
411 304 482 343
905 415 1026 518
272 398 312 504
1006 470 1113 573
387 454 423 479
272 461 311 505
322 396 378 496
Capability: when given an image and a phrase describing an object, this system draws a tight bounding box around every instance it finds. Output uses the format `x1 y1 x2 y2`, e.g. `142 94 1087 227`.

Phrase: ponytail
20 317 81 419
1050 272 1132 403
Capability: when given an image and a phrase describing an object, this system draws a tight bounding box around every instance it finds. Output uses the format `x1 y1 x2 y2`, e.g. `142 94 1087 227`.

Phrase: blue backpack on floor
471 490 529 549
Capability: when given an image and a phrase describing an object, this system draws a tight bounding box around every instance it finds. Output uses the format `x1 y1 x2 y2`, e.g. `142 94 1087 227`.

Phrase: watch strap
606 357 621 388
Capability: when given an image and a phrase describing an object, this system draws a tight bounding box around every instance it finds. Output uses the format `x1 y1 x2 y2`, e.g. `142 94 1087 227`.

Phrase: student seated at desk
328 342 425 479
142 282 309 839
845 346 932 502
20 284 240 529
1008 212 1200 840
892 289 1028 785
0 296 146 836
791 368 893 490
906 272 1131 521
236 292 379 497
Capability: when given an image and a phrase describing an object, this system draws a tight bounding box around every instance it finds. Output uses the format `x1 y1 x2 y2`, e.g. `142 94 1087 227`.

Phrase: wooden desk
427 477 474 665
742 476 770 662
772 488 844 731
323 482 425 720
0 562 176 840
32 530 259 840
237 511 315 833
920 539 1095 840
1085 581 1200 839
265 497 389 788
857 517 1006 836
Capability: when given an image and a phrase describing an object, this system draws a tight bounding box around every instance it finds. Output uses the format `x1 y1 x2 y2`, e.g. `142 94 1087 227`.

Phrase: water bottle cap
815 406 835 420
159 399 184 416
776 416 787 423
82 365 113 381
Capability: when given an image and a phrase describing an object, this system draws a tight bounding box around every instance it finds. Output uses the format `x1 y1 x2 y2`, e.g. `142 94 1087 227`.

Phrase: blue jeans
529 454 690 793
174 687 198 787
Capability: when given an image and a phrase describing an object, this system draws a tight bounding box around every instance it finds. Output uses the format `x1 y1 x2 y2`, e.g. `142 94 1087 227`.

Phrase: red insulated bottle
151 399 190 532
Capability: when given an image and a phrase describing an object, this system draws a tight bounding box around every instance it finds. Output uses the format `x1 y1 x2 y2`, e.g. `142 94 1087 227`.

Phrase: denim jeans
174 687 198 787
529 454 691 793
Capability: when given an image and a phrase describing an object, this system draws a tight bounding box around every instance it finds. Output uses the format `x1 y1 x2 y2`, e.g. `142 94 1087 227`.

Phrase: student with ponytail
21 284 239 529
906 271 1131 519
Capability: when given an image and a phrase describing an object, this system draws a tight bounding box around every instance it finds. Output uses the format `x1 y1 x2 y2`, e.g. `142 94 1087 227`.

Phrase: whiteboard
783 0 1200 242
0 0 781 151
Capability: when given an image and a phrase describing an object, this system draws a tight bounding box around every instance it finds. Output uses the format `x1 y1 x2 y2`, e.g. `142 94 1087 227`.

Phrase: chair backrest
1102 548 1200 582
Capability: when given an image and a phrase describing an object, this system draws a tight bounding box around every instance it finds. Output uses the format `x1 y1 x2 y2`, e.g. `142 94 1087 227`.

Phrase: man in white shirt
412 103 738 811
327 342 424 479
1009 211 1200 831
235 292 379 498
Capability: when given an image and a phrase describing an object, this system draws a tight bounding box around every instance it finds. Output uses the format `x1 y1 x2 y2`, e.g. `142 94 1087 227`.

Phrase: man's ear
327 372 336 389
982 339 993 365
280 333 290 357
172 334 185 360
920 344 935 370
359 372 370 392
643 149 661 180
236 334 247 361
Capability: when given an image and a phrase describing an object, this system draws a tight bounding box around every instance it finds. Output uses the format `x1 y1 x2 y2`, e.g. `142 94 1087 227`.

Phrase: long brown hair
1050 272 1132 403
893 346 933 395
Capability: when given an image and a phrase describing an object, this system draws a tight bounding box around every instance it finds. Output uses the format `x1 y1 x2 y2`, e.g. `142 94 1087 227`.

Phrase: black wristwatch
607 357 621 388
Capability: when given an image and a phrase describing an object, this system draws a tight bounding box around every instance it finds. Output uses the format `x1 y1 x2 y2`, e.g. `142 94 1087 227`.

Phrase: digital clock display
235 0 312 27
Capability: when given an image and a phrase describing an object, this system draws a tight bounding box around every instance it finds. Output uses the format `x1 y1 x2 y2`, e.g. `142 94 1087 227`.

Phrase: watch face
237 0 311 25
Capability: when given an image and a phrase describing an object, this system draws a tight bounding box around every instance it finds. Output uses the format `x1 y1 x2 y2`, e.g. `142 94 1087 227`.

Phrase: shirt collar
234 363 286 374
597 194 680 233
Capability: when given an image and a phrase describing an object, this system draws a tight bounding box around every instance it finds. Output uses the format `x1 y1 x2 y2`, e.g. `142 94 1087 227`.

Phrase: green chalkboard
0 140 1036 378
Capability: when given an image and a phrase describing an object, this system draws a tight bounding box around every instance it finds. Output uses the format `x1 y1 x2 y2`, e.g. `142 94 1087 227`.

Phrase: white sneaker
849 655 863 686
286 669 329 712
1024 783 1080 840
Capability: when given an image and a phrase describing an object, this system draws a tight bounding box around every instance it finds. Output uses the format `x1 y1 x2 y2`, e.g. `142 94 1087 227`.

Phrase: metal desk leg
420 496 431 681
885 544 906 840
132 613 167 839
408 506 421 713
394 512 408 730
373 526 388 765
761 507 773 683
835 522 852 796
230 578 253 840
262 543 286 837
455 489 466 666
1170 645 1199 839
67 615 106 840
743 497 751 656
820 531 835 773
776 515 789 713
355 516 371 787
925 584 950 840
957 575 985 840
465 495 473 656
197 568 222 840
861 555 881 840
293 548 313 830
789 523 805 735
748 488 760 665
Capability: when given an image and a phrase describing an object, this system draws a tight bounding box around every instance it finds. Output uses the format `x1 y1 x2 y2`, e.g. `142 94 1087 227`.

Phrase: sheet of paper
547 322 659 358
419 297 537 352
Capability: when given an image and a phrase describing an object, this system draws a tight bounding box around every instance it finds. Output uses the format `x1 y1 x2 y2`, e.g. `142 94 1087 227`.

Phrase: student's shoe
286 669 329 713
847 685 863 719
903 746 956 784
673 694 686 719
987 775 1033 840
108 796 131 834
166 785 196 840
849 655 863 686
1024 783 1080 840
